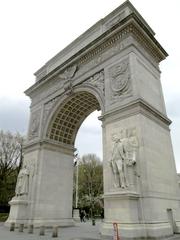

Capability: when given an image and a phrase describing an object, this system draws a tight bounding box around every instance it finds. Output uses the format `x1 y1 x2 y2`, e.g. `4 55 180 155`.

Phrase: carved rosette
28 110 41 140
82 71 104 95
109 59 132 102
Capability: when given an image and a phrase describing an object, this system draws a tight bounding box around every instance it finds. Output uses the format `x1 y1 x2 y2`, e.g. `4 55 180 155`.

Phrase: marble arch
7 1 180 239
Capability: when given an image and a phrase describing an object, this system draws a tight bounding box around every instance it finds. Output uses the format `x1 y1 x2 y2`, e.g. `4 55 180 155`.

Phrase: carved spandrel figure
110 134 128 188
15 163 29 197
58 65 77 95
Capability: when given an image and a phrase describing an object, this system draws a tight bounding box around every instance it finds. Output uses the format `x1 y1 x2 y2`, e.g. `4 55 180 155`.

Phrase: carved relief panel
82 70 104 95
15 157 38 197
28 109 41 140
58 65 78 95
109 127 139 191
42 96 61 133
109 58 132 103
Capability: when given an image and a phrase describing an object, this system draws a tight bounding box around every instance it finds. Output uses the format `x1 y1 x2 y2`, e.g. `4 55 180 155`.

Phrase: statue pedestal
5 196 28 227
73 208 80 222
101 190 176 239
101 191 143 238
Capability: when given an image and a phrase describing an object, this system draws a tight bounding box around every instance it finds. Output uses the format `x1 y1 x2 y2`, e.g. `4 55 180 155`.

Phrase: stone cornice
99 98 171 129
104 191 140 199
25 13 168 98
24 138 75 155
103 0 155 35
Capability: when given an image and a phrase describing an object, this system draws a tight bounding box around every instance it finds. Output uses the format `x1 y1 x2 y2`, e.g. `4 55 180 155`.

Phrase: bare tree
0 130 24 204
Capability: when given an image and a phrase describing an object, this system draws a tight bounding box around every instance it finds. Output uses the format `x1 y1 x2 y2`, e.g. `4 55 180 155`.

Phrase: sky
0 0 179 170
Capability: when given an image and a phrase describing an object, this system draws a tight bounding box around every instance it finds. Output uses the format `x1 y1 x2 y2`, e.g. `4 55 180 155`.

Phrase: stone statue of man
15 163 29 197
110 134 128 188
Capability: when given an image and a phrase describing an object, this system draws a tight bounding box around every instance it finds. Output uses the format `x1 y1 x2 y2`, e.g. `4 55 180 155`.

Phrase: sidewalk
1 221 180 240
0 221 101 240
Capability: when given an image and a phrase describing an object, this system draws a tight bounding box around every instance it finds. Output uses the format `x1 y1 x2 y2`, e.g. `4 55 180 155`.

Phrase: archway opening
75 110 102 158
46 91 103 222
74 110 103 221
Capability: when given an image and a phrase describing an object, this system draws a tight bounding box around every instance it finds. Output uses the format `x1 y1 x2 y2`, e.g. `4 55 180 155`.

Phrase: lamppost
73 152 80 221
75 154 79 209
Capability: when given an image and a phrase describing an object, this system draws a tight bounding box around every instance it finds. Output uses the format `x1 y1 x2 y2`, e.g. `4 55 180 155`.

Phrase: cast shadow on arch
46 91 101 145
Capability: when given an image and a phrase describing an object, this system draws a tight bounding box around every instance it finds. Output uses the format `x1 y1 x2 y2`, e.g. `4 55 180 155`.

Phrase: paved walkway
0 221 101 240
1 221 180 240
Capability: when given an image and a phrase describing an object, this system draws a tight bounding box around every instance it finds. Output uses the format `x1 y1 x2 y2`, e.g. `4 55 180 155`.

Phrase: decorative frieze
78 25 132 66
29 21 165 106
76 22 164 68
27 15 167 105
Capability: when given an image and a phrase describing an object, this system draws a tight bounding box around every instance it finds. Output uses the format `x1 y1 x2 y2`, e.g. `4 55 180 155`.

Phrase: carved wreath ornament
110 59 131 99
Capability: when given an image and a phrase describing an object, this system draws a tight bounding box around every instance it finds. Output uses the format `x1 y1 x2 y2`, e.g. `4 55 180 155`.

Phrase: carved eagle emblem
58 65 77 80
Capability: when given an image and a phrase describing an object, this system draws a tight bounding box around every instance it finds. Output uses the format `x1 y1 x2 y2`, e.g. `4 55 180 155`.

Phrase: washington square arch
6 1 180 239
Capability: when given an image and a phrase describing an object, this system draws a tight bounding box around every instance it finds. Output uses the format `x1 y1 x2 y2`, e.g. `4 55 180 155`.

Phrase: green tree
74 154 103 219
0 130 24 206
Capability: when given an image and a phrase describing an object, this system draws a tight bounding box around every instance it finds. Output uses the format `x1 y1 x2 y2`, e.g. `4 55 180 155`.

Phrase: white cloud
0 96 30 134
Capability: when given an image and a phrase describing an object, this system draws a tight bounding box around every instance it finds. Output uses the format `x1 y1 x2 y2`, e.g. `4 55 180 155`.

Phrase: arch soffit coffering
44 86 104 146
